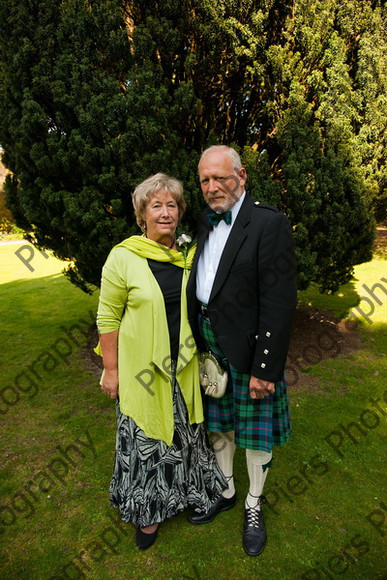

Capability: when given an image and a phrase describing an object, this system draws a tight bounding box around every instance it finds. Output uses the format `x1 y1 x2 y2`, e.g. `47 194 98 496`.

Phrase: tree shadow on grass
298 279 361 321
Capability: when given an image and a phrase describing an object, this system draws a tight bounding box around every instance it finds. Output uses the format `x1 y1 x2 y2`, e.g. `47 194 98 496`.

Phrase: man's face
198 150 247 213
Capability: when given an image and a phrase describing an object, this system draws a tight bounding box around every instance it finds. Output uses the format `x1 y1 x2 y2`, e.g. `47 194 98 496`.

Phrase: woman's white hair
131 172 186 231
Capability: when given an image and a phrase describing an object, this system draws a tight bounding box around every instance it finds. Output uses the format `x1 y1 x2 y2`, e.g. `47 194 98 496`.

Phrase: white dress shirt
196 192 246 304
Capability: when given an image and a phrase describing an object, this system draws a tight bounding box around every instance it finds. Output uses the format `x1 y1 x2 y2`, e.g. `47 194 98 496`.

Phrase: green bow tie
207 210 232 227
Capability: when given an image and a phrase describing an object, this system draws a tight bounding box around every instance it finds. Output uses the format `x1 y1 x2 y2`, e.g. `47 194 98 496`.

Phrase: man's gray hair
199 145 242 170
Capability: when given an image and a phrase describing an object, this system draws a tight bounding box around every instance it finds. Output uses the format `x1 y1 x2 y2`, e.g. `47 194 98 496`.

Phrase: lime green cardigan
96 236 203 446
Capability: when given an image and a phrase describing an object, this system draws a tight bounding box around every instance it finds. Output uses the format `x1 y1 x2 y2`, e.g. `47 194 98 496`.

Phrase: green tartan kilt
200 315 291 452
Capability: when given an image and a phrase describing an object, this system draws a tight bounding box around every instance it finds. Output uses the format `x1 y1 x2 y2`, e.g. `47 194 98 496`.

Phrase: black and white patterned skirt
109 373 227 528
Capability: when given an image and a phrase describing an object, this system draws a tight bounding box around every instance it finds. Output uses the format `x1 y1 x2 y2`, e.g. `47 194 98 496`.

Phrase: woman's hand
99 330 119 399
101 368 119 400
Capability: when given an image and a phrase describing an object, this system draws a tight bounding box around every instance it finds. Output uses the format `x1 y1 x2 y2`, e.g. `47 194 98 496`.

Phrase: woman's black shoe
136 525 159 550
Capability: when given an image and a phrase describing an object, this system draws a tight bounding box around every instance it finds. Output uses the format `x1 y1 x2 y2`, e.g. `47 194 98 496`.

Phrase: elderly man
187 145 297 556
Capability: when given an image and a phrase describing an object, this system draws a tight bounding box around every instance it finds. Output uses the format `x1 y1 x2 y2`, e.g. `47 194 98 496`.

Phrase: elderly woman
96 173 226 550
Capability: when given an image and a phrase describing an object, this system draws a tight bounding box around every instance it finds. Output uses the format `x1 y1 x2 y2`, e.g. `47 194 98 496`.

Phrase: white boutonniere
177 233 192 247
176 233 193 268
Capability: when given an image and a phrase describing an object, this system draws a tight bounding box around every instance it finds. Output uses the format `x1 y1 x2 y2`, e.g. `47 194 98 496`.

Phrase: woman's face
143 191 179 244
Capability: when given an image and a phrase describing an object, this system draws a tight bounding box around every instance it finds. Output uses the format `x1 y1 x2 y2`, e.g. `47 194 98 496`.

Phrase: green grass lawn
0 242 386 579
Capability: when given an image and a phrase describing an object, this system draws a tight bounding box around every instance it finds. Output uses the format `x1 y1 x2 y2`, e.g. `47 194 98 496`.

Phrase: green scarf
117 235 196 268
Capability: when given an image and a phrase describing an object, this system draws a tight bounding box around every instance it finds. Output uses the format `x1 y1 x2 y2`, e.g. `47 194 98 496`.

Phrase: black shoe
242 496 267 556
188 494 237 525
136 525 159 550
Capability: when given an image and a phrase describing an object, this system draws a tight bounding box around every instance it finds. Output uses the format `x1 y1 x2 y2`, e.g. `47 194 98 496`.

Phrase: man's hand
249 376 275 400
101 368 119 400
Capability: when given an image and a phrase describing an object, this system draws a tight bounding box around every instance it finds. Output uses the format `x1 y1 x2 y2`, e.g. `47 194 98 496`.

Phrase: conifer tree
0 0 385 292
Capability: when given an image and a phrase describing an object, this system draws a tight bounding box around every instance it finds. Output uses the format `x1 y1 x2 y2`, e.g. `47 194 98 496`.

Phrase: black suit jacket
187 194 297 383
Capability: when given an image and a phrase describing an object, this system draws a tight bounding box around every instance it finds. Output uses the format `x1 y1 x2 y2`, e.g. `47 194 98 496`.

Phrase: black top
147 259 183 361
